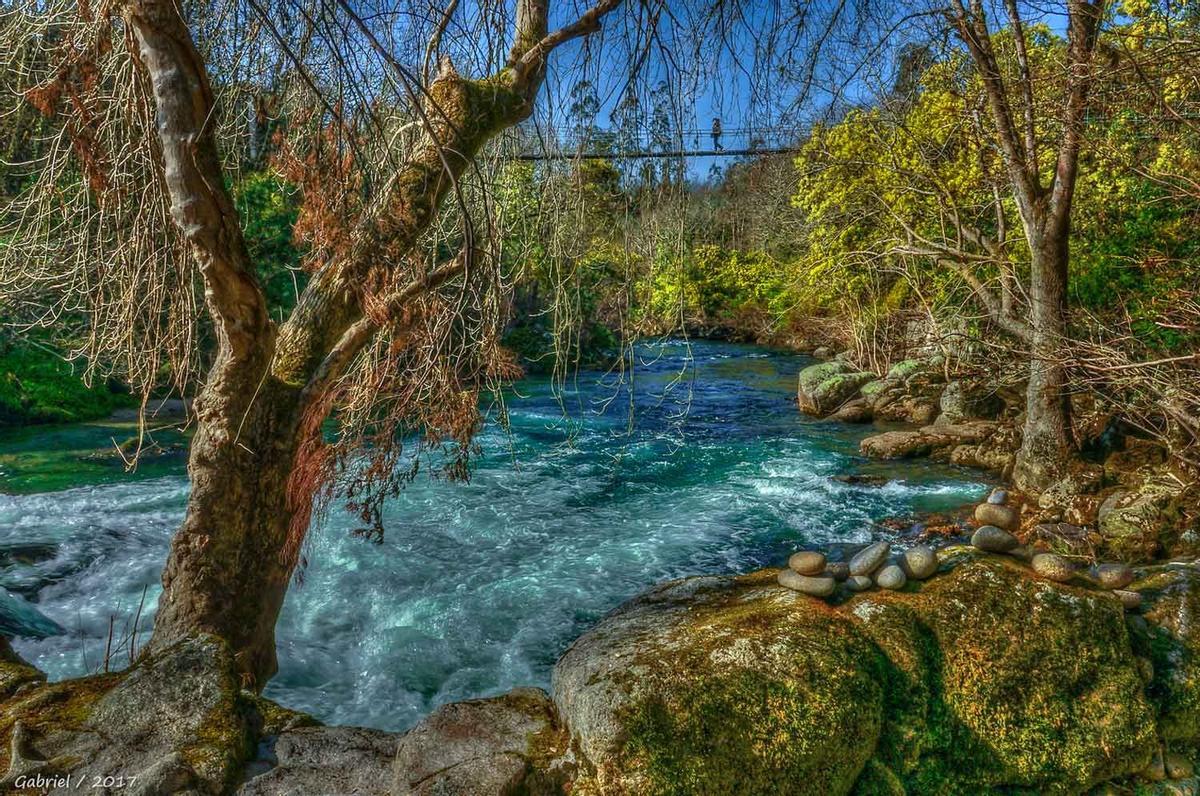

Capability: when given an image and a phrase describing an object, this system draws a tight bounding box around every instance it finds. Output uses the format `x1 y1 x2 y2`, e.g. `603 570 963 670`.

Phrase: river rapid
0 340 987 731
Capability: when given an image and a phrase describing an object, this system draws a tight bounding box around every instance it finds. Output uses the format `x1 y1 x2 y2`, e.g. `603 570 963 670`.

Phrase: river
0 340 987 731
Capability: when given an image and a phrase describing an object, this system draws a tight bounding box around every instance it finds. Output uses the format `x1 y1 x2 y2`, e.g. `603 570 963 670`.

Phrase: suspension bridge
508 124 806 161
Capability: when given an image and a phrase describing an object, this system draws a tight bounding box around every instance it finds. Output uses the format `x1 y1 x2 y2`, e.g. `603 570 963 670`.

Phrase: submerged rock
826 562 850 581
552 561 1157 794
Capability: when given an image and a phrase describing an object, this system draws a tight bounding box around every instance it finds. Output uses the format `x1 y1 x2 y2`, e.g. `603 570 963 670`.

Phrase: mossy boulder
885 359 925 381
1132 565 1200 744
553 560 1159 795
0 635 251 794
1099 476 1189 562
798 362 876 417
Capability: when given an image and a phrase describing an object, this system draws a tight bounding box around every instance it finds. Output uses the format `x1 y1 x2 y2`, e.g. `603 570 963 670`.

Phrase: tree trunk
150 374 306 688
1014 236 1073 492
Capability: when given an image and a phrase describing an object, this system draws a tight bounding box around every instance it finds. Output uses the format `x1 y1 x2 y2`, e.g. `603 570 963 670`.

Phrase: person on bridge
711 117 723 151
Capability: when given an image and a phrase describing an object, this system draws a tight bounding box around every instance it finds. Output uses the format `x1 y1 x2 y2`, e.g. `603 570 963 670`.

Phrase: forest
0 0 1199 793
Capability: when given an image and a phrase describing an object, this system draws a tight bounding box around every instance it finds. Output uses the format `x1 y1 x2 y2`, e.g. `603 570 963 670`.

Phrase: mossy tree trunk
126 0 623 689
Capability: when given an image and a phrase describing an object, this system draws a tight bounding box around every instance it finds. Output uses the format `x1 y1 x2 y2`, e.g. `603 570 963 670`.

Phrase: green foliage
231 172 304 318
0 338 131 426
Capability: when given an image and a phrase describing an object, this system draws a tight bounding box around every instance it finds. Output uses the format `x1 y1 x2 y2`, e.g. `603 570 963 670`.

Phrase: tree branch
123 0 269 362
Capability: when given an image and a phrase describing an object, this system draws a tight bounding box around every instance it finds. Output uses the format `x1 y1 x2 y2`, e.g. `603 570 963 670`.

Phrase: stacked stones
777 484 1143 613
969 487 1139 610
778 539 940 597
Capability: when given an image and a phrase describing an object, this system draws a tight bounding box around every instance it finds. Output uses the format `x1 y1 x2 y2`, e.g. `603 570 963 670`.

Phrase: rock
988 488 1008 505
553 562 1157 794
830 400 873 423
826 562 850 581
1145 750 1168 781
885 359 925 381
392 688 566 796
1098 477 1188 562
860 430 939 459
788 551 827 576
1032 553 1075 583
0 586 64 640
846 575 874 592
777 570 836 597
0 635 249 794
1008 545 1035 563
832 474 889 487
797 362 876 417
1167 752 1196 779
1138 656 1155 683
938 379 1003 424
971 525 1019 553
1096 563 1135 590
812 346 833 359
875 564 907 590
860 422 998 460
901 545 937 580
1131 566 1200 743
238 725 397 796
860 379 898 409
975 502 1019 531
1115 590 1143 610
849 542 890 577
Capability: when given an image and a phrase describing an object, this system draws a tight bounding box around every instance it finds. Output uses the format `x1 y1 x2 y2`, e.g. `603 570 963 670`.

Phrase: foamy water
0 340 987 730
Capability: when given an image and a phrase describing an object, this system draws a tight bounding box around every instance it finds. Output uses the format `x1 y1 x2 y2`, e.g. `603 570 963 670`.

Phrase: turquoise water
0 340 987 731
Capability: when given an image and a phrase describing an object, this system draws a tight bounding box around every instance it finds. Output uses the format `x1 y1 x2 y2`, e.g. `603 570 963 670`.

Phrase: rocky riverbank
797 353 1199 566
4 528 1200 794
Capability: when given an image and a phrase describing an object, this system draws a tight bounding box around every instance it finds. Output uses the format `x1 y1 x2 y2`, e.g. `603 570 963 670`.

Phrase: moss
0 339 132 427
847 560 1157 794
600 583 883 795
0 673 121 773
1134 566 1200 743
885 360 924 381
572 559 1164 795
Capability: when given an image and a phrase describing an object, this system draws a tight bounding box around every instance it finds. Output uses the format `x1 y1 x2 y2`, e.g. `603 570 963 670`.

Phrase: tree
2 0 623 689
945 0 1108 492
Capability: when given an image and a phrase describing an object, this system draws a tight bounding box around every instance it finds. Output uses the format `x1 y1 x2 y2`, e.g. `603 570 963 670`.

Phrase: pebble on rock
971 525 1019 553
1031 553 1074 583
825 562 850 581
777 570 836 597
1095 563 1134 590
849 541 890 577
974 502 1019 531
845 575 873 592
1114 589 1143 611
875 564 907 590
902 545 937 580
788 551 827 576
987 488 1008 505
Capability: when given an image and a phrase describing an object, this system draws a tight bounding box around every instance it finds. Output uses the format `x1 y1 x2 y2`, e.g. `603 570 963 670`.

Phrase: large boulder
797 362 876 417
553 561 1158 795
392 687 567 796
0 635 250 794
